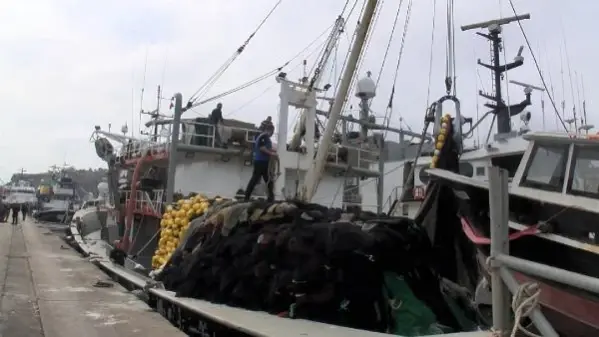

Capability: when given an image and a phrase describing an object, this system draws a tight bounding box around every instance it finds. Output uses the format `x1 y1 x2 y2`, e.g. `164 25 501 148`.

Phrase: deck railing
486 166 599 336
112 120 381 172
123 189 165 217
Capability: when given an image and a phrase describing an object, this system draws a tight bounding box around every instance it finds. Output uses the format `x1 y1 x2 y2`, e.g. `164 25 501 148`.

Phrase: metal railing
325 144 380 168
486 166 599 337
123 189 165 216
178 120 260 149
115 140 169 162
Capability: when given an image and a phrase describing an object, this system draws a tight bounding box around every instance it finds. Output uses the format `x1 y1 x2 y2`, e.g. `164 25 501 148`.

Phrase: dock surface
0 219 185 337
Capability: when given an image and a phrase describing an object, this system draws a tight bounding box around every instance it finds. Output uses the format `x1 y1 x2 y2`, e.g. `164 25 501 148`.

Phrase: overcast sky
0 0 595 181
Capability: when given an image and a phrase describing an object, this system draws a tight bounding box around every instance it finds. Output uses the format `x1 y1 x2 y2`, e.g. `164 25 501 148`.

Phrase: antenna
466 13 532 135
140 85 164 142
460 14 530 31
509 80 545 93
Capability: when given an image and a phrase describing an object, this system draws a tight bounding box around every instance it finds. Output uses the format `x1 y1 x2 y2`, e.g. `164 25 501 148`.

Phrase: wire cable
187 0 284 104
382 0 413 138
374 0 405 88
506 0 568 132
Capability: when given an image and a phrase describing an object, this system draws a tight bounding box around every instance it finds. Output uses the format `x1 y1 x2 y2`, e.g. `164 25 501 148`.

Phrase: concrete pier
0 219 184 337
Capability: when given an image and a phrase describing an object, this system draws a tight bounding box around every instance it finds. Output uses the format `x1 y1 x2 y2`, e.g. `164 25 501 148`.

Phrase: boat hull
432 174 599 336
73 207 159 272
34 209 74 223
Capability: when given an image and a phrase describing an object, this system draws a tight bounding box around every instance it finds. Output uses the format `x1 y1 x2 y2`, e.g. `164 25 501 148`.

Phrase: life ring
413 186 425 200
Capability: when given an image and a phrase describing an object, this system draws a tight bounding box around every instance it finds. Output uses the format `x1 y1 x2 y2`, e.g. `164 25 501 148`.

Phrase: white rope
509 282 542 337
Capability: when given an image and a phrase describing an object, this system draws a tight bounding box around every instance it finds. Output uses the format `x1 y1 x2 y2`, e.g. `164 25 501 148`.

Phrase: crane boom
289 16 345 150
300 0 379 202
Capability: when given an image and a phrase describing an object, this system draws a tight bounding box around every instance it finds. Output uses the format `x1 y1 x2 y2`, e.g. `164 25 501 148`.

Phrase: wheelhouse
508 132 599 211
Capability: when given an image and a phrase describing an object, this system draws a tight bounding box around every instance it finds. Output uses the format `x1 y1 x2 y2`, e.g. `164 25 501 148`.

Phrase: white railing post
489 166 559 337
488 166 511 334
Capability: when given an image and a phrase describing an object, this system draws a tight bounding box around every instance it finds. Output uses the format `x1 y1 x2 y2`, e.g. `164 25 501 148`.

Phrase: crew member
259 116 273 131
244 124 276 202
210 103 225 147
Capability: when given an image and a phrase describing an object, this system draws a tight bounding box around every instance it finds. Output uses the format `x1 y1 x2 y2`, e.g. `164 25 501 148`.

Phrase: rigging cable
346 0 384 105
498 0 512 123
187 0 283 105
506 0 568 132
444 0 456 95
333 0 366 100
424 0 438 110
561 21 577 129
226 24 339 117
139 47 149 135
191 68 282 109
383 0 413 139
374 0 405 88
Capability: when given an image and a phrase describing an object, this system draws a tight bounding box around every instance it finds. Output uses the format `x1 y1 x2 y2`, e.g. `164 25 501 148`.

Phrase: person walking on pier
0 197 6 223
244 124 276 202
11 204 20 225
21 203 28 221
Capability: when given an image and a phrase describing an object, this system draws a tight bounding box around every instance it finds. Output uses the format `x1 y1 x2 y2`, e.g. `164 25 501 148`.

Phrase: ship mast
463 14 532 139
140 85 164 142
300 0 379 202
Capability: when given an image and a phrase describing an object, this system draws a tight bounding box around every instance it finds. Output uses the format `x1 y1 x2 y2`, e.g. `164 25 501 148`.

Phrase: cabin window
458 163 474 177
476 167 485 176
520 143 569 192
567 146 599 199
491 154 523 178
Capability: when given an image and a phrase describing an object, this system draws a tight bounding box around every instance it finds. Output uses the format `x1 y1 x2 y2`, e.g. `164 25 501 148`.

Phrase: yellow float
430 114 452 169
151 194 213 269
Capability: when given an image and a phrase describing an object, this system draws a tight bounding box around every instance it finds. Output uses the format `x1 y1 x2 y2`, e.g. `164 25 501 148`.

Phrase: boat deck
0 219 185 337
73 227 492 337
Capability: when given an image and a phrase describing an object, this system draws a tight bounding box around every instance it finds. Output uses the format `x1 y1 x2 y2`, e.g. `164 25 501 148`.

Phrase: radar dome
97 181 109 198
355 71 376 99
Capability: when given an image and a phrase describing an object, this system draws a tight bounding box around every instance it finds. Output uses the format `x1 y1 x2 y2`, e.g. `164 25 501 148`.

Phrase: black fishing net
155 199 481 334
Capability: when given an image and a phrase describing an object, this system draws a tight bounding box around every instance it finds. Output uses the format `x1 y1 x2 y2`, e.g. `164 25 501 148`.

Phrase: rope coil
510 282 541 337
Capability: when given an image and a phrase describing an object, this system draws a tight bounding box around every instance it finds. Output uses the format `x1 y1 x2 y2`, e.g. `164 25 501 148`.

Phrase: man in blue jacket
244 124 276 202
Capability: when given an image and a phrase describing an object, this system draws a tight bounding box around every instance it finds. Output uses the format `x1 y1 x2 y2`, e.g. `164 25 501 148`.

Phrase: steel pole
300 0 378 202
166 93 183 204
488 166 511 333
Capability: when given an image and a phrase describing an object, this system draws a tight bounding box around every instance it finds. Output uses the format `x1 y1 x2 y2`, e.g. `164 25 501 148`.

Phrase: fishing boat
66 1 507 335
424 130 599 336
369 13 554 219
34 167 79 223
380 14 599 337
5 180 37 209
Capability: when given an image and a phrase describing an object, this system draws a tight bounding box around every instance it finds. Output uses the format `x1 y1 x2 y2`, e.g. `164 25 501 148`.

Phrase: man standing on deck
259 116 273 131
244 124 276 202
210 103 225 147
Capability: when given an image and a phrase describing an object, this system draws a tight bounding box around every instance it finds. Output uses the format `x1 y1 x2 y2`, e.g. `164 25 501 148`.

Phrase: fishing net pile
153 198 481 335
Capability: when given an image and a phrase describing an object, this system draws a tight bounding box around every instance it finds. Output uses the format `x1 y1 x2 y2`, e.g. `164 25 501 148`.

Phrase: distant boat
5 180 36 207
34 168 78 223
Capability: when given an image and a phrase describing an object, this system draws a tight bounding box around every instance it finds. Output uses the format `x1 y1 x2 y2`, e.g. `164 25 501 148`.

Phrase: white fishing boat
67 1 581 336
361 14 555 219
5 180 37 207
34 167 79 223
